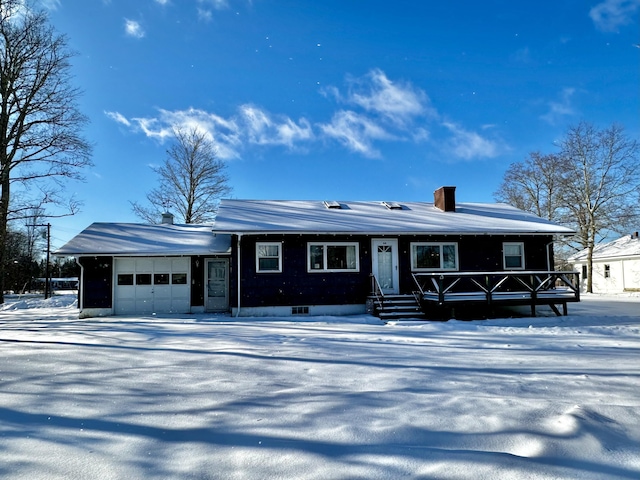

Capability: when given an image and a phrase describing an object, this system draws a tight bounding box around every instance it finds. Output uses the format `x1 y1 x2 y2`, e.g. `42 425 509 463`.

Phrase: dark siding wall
397 234 554 292
191 256 205 307
239 235 371 308
78 256 113 308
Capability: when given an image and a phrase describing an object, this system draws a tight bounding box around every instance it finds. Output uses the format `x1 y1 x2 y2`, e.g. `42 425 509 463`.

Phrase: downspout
235 234 242 317
75 258 84 311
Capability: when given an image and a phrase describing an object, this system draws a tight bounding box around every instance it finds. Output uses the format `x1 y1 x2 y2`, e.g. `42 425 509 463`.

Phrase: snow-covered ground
0 294 638 479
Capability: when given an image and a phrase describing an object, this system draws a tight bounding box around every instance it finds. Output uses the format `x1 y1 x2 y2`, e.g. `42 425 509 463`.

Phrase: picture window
308 242 359 272
411 243 458 271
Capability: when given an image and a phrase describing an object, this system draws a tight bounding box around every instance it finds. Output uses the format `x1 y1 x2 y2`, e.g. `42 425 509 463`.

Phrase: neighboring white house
569 232 640 294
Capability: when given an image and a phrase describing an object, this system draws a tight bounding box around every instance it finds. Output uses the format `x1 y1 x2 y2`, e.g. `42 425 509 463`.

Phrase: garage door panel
114 258 191 315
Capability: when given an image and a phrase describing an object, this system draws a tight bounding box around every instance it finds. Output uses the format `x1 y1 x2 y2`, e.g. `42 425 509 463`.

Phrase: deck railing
412 270 580 316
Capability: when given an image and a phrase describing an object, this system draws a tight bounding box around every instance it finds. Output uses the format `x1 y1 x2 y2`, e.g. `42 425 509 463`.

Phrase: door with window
372 239 399 294
206 259 229 312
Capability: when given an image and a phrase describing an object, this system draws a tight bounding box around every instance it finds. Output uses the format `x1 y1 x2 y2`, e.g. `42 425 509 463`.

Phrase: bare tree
494 152 567 222
0 0 92 302
559 122 640 293
495 122 640 293
132 128 231 224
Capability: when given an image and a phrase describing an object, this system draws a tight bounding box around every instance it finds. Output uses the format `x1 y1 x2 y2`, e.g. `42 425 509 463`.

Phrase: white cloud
240 105 313 147
442 122 501 160
104 111 131 127
319 110 393 158
40 0 61 10
540 88 577 125
197 8 213 22
589 0 640 32
124 19 145 39
331 69 435 126
197 0 229 9
154 0 170 5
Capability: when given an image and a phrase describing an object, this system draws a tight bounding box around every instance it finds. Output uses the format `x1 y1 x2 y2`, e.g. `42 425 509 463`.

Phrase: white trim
503 242 525 270
372 238 399 295
256 241 283 273
307 241 360 273
410 242 459 271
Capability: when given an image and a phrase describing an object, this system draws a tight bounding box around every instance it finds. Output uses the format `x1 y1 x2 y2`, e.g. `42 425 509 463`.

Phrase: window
256 242 282 272
136 273 152 285
172 273 187 285
411 243 458 271
117 274 134 286
503 242 525 270
604 264 610 278
582 265 588 280
308 242 359 272
154 273 170 285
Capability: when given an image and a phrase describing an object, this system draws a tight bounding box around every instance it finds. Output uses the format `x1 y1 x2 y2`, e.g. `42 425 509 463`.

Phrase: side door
371 238 399 294
206 258 229 312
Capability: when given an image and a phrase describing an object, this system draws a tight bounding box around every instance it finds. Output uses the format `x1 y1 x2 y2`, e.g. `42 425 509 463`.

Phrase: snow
569 233 640 262
54 223 231 256
213 199 576 235
0 294 638 479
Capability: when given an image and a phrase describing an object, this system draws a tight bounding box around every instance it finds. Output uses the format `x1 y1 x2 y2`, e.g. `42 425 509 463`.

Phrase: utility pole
28 223 51 299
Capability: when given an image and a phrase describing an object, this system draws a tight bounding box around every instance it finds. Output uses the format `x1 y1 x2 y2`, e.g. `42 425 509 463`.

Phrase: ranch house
55 187 580 320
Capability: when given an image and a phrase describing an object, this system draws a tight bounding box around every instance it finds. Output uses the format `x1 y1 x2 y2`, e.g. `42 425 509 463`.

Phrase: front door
372 239 399 294
206 259 229 312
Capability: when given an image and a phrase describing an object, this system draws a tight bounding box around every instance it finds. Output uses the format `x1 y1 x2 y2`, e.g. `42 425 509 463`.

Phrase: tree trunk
0 169 10 303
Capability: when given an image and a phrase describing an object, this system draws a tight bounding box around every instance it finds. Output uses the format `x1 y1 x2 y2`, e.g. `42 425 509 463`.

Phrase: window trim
503 242 525 270
410 242 459 272
256 242 283 273
307 242 360 273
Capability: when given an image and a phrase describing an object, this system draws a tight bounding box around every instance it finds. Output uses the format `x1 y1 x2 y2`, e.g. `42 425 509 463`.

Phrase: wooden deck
411 270 580 317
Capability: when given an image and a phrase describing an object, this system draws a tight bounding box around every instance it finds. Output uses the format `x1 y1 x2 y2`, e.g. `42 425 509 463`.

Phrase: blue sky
43 0 639 248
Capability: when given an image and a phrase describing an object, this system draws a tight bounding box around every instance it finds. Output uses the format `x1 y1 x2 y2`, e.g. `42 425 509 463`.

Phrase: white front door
206 259 229 312
372 239 399 294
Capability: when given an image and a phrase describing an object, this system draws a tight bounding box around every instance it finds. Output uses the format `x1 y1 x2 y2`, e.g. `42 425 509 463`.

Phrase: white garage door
114 258 190 315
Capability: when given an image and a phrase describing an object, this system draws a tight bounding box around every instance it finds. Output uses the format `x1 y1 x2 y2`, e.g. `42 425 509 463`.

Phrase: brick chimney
434 186 456 212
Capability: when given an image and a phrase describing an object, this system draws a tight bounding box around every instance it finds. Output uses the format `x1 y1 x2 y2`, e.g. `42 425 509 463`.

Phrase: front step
372 294 426 321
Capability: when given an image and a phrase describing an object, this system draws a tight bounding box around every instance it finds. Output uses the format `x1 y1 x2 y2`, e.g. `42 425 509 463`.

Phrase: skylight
382 201 403 210
323 201 342 209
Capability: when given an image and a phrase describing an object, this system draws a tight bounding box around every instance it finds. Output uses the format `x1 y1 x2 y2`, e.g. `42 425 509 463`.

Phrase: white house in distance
569 232 640 294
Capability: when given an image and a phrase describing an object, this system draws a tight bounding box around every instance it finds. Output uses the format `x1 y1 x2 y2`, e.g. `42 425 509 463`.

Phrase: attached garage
114 257 191 315
55 221 232 318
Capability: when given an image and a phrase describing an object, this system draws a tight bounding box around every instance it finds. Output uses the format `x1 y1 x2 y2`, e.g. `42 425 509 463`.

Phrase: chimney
632 232 639 239
434 186 456 212
161 212 174 224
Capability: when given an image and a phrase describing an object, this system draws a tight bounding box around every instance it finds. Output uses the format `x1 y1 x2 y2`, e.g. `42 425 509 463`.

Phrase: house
55 187 579 319
568 232 640 294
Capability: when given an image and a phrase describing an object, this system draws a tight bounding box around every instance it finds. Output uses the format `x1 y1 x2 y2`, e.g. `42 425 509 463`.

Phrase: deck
411 270 580 318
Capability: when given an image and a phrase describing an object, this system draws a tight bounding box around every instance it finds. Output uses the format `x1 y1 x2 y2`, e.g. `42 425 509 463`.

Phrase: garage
114 257 190 315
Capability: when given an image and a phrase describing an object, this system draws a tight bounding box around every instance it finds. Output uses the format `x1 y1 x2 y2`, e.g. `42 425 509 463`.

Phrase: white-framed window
256 242 282 273
307 242 359 272
410 242 458 271
503 242 525 270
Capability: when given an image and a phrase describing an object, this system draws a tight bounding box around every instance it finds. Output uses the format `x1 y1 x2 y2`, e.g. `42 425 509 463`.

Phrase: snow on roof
212 199 575 235
568 233 640 262
54 223 231 256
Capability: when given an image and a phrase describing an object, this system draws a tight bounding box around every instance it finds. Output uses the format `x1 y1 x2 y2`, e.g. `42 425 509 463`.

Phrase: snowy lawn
0 295 639 479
